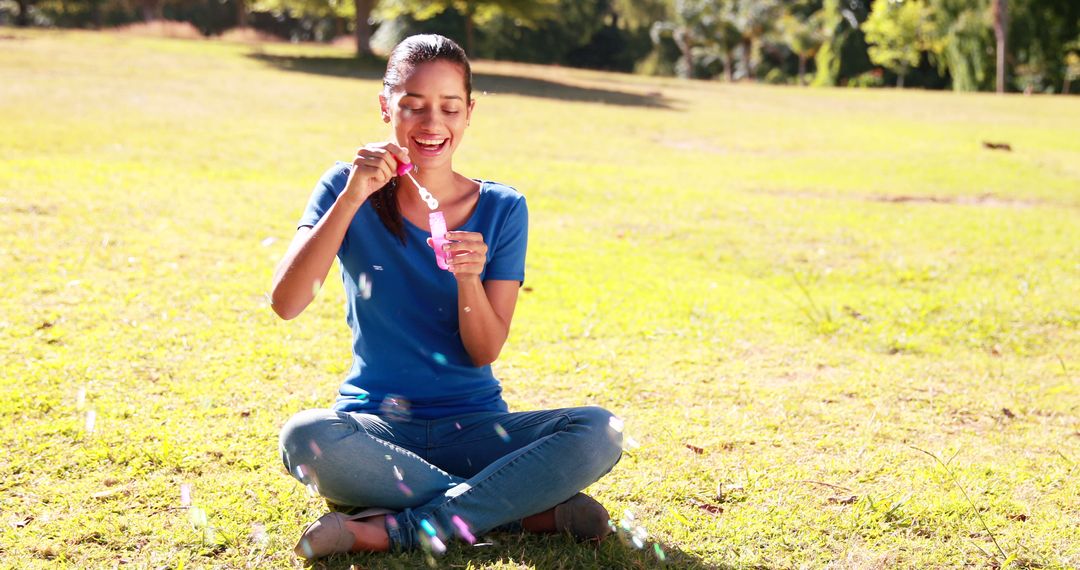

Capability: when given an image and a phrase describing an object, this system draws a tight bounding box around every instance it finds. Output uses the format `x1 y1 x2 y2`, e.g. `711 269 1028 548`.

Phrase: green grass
1 28 1078 569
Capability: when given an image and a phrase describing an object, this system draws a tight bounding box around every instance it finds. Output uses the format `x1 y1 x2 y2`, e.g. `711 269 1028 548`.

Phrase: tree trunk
897 72 905 88
798 54 807 86
140 0 161 22
993 0 1008 93
16 0 29 26
741 37 754 80
354 0 374 55
235 0 247 28
464 11 475 55
724 50 734 82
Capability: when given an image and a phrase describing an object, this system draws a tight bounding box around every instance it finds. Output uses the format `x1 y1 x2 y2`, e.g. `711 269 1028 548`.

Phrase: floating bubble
432 352 448 365
85 410 96 434
76 386 86 410
308 440 322 458
493 423 510 443
463 306 471 313
397 481 414 497
311 279 320 297
358 273 372 300
180 483 192 507
379 394 412 422
385 455 392 461
298 537 314 559
451 515 475 544
306 482 319 497
608 416 624 433
294 464 309 481
429 536 446 554
454 422 462 430
631 525 647 549
251 522 268 545
393 465 404 481
260 237 276 247
420 519 437 537
653 543 666 562
354 390 370 403
189 506 208 528
623 435 640 450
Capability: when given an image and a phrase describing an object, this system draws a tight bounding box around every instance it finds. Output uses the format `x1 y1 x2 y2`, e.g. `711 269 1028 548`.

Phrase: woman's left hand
443 231 487 281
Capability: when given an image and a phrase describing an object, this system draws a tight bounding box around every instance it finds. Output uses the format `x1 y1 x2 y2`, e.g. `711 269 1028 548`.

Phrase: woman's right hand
343 142 410 204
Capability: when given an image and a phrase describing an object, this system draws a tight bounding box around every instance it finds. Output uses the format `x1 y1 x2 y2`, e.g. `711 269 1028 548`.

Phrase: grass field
1 28 1078 569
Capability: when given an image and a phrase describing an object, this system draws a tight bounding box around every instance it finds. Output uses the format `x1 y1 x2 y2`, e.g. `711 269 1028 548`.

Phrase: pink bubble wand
397 163 450 271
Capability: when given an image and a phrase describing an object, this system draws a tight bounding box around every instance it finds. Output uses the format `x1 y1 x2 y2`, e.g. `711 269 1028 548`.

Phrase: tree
779 7 828 85
651 0 741 80
376 0 558 55
862 0 933 87
254 0 371 53
993 0 1007 92
725 0 780 80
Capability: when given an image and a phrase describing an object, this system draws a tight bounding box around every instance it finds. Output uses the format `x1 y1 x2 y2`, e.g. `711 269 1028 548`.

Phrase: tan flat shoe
294 508 394 560
554 493 611 541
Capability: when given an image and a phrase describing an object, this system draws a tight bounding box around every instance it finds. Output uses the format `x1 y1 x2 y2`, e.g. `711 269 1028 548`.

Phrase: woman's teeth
415 138 447 151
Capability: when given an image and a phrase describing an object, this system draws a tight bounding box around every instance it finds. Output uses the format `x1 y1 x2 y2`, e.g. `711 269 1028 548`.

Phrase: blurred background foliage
2 0 1078 93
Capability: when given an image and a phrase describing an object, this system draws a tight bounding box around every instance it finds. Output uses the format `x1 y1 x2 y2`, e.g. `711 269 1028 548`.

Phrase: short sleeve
484 196 528 284
298 162 350 229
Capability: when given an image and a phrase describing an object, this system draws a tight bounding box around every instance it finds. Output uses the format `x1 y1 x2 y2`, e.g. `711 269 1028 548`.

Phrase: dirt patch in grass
761 189 1046 209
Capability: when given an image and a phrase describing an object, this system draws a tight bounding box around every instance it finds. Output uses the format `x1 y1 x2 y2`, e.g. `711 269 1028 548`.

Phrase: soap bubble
397 481 413 497
393 465 404 481
358 273 372 300
379 394 412 422
85 410 96 435
76 386 86 410
420 519 437 537
493 423 510 442
180 483 191 507
432 352 448 365
189 507 208 528
653 543 667 562
251 522 268 545
608 416 624 433
451 515 475 544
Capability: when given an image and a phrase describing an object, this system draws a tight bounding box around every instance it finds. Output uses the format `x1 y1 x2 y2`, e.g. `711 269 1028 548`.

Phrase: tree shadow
301 531 735 569
246 53 673 109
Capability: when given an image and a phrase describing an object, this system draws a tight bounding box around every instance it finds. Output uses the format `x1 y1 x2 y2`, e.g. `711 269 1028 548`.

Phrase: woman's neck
401 165 458 207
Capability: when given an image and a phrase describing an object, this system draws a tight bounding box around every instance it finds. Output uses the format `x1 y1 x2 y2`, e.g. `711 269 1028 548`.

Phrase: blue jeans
279 406 623 550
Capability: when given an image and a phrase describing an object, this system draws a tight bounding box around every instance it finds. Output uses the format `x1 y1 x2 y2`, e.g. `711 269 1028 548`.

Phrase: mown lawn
1 29 1077 569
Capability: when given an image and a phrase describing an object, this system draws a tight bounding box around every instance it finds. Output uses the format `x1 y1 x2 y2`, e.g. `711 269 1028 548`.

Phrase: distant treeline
4 0 1078 93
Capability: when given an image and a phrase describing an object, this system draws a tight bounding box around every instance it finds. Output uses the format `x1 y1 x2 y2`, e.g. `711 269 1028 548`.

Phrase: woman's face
381 60 474 171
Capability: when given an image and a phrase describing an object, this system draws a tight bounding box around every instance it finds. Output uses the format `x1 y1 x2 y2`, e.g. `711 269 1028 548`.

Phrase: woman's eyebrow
403 92 464 101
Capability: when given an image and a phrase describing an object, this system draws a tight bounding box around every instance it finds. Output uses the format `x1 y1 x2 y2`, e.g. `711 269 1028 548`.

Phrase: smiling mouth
413 137 449 153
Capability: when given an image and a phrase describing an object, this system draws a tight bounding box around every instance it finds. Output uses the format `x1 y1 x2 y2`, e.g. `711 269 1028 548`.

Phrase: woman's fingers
442 232 487 276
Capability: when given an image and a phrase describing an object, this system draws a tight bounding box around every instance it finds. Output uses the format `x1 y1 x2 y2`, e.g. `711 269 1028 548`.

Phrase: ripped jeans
279 406 623 550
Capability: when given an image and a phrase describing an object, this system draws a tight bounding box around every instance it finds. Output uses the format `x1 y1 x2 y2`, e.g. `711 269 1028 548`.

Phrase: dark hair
373 34 472 243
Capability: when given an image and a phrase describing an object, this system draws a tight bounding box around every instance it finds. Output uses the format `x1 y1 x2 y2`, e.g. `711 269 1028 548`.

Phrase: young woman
271 34 623 559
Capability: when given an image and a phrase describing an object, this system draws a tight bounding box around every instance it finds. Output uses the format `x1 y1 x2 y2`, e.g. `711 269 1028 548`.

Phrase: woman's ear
466 98 476 127
379 94 391 123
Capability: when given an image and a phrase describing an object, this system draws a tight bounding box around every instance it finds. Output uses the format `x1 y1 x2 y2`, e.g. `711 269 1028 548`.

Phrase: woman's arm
441 229 521 366
271 143 408 320
457 279 520 366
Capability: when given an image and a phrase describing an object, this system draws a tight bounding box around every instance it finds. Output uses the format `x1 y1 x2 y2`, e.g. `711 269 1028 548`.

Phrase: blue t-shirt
298 162 528 419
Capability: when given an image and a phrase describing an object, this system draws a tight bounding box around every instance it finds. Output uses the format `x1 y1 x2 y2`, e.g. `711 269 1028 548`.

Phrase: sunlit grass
1 28 1078 568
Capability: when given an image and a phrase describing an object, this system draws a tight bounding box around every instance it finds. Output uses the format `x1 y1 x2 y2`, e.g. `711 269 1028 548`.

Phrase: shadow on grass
247 53 673 109
302 531 729 569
